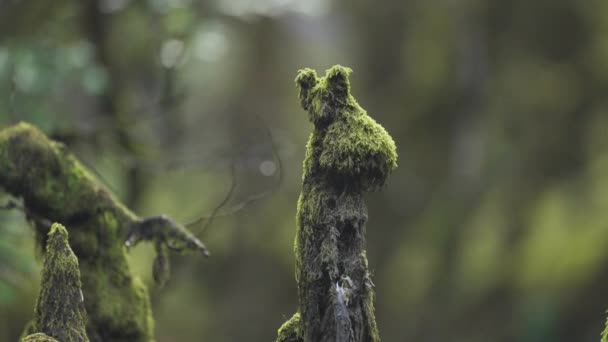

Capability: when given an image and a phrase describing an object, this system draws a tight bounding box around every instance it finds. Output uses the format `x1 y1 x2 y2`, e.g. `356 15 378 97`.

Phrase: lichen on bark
0 122 208 341
277 66 397 342
27 223 89 342
20 333 60 342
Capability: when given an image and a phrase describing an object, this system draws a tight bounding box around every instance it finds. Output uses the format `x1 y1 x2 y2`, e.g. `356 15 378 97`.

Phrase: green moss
80 211 154 341
282 66 396 341
0 123 155 341
33 223 89 342
21 333 60 342
0 123 101 220
320 112 397 189
1 122 208 340
276 312 303 342
296 65 397 191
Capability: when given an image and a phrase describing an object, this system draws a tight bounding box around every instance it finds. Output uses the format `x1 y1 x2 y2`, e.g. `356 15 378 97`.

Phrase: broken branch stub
30 223 89 342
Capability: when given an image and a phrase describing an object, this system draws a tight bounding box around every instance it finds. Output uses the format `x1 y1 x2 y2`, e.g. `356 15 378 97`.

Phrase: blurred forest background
1 0 608 341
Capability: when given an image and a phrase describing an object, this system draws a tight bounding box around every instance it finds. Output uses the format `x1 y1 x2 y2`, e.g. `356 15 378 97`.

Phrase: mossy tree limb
0 122 208 341
277 66 397 342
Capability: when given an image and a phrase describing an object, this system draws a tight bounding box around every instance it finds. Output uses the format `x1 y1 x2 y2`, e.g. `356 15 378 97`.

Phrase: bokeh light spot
259 160 277 176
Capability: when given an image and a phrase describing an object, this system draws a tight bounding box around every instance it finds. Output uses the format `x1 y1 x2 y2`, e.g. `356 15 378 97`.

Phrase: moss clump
277 312 303 342
279 66 396 342
0 122 106 223
32 223 89 342
21 333 60 342
295 65 397 192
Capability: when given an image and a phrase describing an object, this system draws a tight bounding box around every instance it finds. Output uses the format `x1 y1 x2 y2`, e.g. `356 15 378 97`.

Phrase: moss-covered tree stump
277 66 397 342
0 123 208 341
21 223 88 342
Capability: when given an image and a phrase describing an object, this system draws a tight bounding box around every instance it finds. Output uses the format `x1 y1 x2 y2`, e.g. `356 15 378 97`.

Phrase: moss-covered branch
0 122 208 341
277 66 397 342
